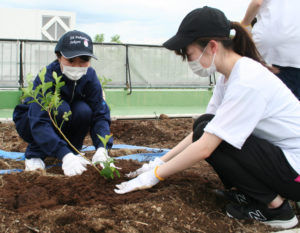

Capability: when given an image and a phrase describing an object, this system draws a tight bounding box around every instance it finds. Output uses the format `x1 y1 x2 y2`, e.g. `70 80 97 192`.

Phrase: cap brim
61 51 98 60
163 34 195 50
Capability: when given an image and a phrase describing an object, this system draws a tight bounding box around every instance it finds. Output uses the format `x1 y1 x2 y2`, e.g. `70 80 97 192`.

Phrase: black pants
193 114 300 204
273 64 300 101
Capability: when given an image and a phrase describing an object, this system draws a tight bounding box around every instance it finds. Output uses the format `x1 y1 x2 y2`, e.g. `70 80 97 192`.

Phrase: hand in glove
114 167 162 194
126 157 164 178
92 147 120 169
62 153 90 176
25 158 45 171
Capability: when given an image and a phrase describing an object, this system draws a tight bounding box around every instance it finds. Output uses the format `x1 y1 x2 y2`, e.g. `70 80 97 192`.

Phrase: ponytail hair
229 21 263 64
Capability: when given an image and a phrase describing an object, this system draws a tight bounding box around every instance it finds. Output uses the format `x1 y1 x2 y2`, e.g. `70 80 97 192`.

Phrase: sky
0 0 251 45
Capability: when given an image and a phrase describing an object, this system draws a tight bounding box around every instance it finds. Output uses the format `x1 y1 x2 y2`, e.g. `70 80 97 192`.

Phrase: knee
71 101 92 124
192 114 214 142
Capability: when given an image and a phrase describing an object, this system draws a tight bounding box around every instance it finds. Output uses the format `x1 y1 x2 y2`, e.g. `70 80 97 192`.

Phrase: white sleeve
206 77 224 114
204 84 267 149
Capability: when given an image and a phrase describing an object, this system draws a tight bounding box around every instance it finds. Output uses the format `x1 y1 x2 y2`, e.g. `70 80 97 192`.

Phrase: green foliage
62 111 72 122
96 134 120 179
93 33 121 43
99 158 120 179
21 67 65 111
98 74 112 111
94 33 105 43
97 134 112 149
110 34 121 44
21 67 69 128
98 75 112 88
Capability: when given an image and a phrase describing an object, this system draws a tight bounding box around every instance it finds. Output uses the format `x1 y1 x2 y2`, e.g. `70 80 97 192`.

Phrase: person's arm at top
241 0 263 26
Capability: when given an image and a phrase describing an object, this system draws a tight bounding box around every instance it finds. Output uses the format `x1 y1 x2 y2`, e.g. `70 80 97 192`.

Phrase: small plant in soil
21 67 119 179
96 134 120 179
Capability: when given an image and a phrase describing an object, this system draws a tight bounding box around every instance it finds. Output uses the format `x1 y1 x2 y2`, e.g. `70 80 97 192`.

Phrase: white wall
0 8 75 40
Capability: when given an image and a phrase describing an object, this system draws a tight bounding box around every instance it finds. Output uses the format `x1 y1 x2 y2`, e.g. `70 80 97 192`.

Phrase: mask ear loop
210 52 216 66
201 44 216 68
206 40 218 68
193 44 208 63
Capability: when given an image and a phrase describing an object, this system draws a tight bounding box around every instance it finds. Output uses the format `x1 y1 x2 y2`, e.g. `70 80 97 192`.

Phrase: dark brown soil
0 118 297 233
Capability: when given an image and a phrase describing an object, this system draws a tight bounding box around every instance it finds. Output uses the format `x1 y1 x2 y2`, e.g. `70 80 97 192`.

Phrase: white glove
126 157 164 178
114 168 160 194
25 158 45 171
92 147 119 169
62 153 90 176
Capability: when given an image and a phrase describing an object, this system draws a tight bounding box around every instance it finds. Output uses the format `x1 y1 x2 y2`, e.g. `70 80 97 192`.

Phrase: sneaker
214 189 252 204
226 200 298 229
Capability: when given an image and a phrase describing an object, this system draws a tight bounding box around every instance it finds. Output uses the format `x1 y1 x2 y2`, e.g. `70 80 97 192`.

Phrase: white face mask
188 46 216 77
62 65 88 81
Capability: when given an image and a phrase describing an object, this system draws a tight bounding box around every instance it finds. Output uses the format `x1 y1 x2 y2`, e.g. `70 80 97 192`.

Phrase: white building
0 8 75 40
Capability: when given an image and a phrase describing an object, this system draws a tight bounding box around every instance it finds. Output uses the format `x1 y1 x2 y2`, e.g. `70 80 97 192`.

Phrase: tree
94 33 122 44
94 33 104 43
110 34 121 43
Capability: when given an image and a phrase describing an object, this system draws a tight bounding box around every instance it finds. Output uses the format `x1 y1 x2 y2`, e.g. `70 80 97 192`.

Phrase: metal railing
0 39 216 90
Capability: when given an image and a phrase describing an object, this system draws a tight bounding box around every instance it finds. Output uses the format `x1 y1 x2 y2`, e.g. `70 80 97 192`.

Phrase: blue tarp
82 144 170 153
0 144 169 174
0 149 25 160
0 168 23 174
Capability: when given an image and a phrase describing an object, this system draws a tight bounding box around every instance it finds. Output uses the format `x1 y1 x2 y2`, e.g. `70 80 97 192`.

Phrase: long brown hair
175 21 265 65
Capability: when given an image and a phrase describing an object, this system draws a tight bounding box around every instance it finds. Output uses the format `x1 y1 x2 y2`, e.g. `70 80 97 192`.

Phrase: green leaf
97 134 112 148
52 71 58 79
20 73 35 101
62 110 72 121
98 157 120 180
38 67 47 84
43 82 53 95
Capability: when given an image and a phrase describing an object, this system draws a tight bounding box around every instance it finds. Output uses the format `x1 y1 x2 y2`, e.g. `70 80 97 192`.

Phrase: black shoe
226 200 298 229
214 189 252 205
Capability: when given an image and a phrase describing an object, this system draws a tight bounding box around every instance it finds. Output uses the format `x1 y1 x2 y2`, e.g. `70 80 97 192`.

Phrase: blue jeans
274 65 300 100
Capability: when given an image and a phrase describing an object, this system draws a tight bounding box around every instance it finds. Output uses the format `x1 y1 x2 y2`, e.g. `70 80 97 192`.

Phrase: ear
208 40 218 54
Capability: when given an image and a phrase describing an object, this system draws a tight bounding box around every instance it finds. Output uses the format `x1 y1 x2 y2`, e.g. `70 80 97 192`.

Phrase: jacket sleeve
85 69 113 149
27 67 72 160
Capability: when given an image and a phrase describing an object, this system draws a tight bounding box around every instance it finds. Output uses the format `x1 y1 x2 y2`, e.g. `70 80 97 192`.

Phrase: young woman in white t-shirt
114 6 300 229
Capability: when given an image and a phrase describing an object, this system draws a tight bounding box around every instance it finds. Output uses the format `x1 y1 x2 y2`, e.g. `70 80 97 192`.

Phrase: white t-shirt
205 57 300 174
252 0 300 68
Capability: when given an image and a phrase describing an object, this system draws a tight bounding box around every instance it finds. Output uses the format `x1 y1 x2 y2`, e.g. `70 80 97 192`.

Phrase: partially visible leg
24 101 71 160
193 114 234 188
193 114 300 203
13 105 34 144
64 101 92 151
14 109 46 169
192 114 300 228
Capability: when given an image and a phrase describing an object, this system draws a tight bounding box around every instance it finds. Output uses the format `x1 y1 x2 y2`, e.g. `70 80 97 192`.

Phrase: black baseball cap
163 6 231 50
55 30 97 59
